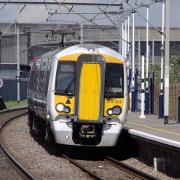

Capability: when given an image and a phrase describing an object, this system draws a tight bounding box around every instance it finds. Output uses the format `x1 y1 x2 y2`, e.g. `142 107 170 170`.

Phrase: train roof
39 44 125 62
56 44 124 62
40 48 61 59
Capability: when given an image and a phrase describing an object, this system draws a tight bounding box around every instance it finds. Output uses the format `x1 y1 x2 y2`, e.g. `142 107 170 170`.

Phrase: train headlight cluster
56 103 70 113
64 106 70 113
107 106 122 116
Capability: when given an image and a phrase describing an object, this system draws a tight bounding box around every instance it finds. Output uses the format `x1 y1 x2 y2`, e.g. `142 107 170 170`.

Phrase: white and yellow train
27 44 128 146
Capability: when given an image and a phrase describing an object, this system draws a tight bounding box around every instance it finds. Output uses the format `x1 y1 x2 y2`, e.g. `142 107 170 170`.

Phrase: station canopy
0 0 155 26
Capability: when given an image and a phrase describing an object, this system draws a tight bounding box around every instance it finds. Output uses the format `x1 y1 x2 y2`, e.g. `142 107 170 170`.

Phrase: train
27 44 128 147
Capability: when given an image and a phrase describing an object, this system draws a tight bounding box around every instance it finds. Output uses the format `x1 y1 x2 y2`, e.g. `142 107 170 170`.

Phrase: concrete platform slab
125 111 180 148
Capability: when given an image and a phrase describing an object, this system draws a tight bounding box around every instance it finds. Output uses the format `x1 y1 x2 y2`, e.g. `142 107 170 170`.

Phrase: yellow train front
28 44 128 147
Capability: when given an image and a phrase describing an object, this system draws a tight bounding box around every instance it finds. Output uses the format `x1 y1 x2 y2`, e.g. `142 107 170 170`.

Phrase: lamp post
16 23 20 103
164 0 170 124
131 0 136 112
145 6 149 114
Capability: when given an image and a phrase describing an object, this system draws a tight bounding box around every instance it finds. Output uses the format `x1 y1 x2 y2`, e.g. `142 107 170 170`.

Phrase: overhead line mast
164 0 170 124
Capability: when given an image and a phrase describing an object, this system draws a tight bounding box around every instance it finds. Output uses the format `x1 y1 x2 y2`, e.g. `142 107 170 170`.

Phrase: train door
72 54 105 145
75 54 105 122
79 63 100 121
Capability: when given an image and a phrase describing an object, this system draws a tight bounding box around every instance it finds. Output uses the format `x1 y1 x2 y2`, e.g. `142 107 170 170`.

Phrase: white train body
27 44 128 147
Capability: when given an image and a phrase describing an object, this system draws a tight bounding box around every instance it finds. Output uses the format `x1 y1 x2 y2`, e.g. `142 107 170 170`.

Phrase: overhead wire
1 0 165 53
48 0 125 24
0 0 126 46
53 0 130 46
80 0 121 24
0 3 7 11
95 0 165 49
51 0 121 25
125 0 165 36
3 4 26 35
45 0 69 41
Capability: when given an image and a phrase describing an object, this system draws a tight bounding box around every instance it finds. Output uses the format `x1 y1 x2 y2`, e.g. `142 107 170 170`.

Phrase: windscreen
55 62 123 98
105 63 124 98
55 62 76 96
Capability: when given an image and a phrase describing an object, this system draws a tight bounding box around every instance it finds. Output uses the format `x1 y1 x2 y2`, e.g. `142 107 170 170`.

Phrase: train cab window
105 64 124 98
55 62 76 96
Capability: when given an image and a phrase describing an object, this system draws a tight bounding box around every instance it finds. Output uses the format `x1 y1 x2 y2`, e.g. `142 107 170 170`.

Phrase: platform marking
128 121 180 137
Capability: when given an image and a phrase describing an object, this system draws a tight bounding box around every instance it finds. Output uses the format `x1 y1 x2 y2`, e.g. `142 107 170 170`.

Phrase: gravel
121 158 176 180
1 115 176 180
75 160 134 180
2 116 92 180
0 148 23 180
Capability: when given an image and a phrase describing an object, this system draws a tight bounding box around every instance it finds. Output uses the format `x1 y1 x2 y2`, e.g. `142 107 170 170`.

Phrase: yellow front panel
100 54 123 64
104 98 124 117
79 64 101 121
59 53 124 64
59 53 81 61
54 95 75 115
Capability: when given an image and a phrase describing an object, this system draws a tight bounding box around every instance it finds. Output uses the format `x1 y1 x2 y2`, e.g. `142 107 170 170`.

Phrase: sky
0 0 179 27
136 0 180 28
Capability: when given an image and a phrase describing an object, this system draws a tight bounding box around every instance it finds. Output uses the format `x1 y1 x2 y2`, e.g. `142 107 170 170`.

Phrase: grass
5 99 27 109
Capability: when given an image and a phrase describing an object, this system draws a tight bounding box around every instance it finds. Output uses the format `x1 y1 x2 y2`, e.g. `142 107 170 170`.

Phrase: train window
105 64 124 98
55 62 76 96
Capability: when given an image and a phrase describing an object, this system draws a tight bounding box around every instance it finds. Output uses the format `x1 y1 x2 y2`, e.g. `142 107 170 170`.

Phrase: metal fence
0 79 28 101
135 71 180 121
0 64 30 101
154 83 180 121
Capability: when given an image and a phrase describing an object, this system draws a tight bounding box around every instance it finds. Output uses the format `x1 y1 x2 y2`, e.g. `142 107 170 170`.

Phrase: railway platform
125 112 180 149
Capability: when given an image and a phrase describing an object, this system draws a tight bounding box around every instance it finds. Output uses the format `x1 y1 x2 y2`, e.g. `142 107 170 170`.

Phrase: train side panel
28 56 52 120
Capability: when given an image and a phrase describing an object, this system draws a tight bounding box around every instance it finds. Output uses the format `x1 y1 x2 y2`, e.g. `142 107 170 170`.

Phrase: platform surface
125 111 180 148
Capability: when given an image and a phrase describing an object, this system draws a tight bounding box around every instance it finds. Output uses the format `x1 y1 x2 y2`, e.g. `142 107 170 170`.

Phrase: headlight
56 103 71 113
64 106 70 113
107 109 113 115
107 106 122 116
56 103 64 112
113 106 121 115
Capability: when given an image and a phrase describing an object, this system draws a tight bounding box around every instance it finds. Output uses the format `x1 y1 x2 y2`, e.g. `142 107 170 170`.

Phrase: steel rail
0 106 27 115
62 154 103 180
105 156 159 180
0 108 36 180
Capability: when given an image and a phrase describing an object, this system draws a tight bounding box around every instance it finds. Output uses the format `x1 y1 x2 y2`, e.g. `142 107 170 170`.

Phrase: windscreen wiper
105 77 113 98
64 78 75 96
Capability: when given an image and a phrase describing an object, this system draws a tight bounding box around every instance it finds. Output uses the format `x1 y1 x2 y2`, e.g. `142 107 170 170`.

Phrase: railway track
62 154 103 180
0 107 36 180
105 156 159 180
63 153 159 180
0 108 160 180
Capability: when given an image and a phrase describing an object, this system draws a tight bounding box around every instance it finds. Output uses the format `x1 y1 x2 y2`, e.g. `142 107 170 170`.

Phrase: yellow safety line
128 121 180 137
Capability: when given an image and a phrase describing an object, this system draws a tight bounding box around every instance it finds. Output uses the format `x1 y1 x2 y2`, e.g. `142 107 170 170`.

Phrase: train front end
49 44 128 147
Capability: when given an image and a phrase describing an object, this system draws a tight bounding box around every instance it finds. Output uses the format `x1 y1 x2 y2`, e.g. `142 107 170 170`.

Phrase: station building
0 23 180 101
